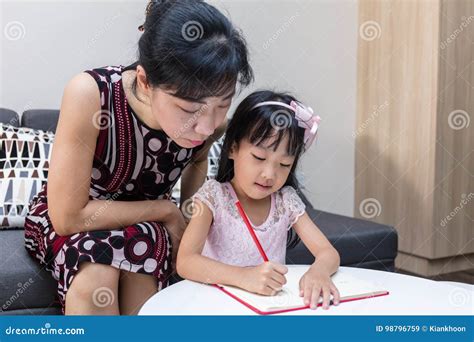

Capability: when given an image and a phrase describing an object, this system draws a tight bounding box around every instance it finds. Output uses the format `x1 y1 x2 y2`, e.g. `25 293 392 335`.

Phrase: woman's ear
136 65 152 96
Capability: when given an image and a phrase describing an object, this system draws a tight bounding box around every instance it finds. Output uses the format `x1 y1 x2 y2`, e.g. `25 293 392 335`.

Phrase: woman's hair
129 0 253 101
216 90 308 249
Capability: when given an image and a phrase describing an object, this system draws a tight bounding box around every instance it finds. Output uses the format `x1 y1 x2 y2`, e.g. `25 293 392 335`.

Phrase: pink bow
290 101 321 149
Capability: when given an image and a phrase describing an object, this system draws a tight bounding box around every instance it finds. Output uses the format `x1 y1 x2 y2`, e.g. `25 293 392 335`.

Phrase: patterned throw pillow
0 123 54 228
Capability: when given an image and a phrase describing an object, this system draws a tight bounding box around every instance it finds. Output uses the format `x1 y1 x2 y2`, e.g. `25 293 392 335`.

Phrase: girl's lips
255 183 272 191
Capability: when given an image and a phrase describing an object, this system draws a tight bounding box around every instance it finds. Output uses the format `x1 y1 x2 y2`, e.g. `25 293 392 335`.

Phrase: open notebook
214 266 389 315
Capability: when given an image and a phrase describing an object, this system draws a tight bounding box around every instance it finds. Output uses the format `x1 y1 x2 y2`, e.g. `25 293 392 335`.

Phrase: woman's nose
194 114 215 137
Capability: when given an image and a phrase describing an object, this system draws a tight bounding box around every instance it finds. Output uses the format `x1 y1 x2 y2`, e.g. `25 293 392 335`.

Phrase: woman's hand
299 265 340 310
239 262 288 296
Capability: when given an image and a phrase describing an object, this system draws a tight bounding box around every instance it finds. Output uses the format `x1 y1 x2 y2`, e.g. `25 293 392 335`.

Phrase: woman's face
150 88 234 148
135 65 234 148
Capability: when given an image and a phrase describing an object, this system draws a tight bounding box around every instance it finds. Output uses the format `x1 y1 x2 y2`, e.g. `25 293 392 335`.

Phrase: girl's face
150 88 234 148
229 135 296 200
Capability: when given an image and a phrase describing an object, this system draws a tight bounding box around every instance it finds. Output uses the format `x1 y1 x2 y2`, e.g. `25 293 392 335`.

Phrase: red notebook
214 265 389 315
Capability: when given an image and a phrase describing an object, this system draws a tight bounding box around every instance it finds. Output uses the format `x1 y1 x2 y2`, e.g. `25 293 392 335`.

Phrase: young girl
177 91 341 310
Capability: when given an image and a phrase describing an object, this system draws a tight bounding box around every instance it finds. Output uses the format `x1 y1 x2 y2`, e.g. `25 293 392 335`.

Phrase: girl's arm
292 212 341 309
177 199 288 295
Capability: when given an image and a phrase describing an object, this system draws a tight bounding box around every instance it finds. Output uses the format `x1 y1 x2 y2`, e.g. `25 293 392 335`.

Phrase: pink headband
252 100 321 149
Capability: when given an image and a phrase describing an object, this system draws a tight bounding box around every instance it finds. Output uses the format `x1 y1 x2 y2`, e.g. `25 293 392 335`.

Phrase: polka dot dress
24 65 205 313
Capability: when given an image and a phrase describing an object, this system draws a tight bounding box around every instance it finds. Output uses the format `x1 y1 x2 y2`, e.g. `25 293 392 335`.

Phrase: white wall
1 0 357 217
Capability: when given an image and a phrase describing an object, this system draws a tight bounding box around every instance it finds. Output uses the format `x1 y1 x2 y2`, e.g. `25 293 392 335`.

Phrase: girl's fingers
299 277 304 297
321 286 331 309
310 286 323 309
272 263 288 275
331 283 341 305
304 284 315 307
267 278 283 292
271 271 287 286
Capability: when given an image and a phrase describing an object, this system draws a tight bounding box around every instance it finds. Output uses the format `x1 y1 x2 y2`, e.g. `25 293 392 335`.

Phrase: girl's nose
261 165 276 184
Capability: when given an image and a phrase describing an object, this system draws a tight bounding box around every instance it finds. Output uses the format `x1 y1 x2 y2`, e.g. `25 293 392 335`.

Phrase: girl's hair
128 0 253 101
216 90 305 188
216 90 308 249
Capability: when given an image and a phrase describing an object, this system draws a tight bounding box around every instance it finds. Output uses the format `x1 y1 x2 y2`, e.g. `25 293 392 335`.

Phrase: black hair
127 0 253 101
216 90 308 248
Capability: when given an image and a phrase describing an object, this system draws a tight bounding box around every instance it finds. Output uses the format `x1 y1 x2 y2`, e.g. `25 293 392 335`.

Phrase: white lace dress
192 179 306 267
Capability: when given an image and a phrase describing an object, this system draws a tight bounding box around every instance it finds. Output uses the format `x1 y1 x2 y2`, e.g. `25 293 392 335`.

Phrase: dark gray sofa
0 108 398 315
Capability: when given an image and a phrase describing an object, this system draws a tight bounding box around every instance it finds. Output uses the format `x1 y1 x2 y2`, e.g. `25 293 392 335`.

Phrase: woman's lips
189 139 205 146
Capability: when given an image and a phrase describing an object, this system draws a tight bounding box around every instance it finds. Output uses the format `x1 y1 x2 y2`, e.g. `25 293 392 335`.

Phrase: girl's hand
239 262 288 296
299 265 340 310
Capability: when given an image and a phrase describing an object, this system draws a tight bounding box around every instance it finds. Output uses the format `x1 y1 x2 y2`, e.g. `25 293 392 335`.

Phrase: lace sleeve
281 186 306 228
191 179 221 217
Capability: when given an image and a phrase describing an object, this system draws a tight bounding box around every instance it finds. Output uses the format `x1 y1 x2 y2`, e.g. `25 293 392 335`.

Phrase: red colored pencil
235 201 269 262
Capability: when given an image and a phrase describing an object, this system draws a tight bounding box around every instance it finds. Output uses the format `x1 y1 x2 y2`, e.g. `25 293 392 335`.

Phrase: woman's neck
122 69 162 131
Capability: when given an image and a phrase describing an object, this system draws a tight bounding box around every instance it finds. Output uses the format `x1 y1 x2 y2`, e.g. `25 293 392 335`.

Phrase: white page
218 266 388 312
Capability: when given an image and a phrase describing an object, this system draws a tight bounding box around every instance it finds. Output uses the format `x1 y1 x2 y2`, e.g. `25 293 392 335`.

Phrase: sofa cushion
0 108 20 127
21 110 60 133
286 200 398 271
0 229 60 313
0 123 54 228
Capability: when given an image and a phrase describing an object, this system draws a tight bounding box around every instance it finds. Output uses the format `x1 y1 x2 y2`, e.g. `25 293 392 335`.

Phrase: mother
24 0 253 315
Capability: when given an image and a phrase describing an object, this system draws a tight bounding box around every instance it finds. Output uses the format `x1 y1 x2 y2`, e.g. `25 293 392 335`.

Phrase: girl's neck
229 179 269 206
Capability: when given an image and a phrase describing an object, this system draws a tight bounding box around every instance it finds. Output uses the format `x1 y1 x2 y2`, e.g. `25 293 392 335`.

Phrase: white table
139 266 473 315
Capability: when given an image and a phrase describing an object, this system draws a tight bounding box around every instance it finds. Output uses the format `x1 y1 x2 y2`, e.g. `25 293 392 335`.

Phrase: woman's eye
183 108 201 114
252 154 265 161
280 163 291 168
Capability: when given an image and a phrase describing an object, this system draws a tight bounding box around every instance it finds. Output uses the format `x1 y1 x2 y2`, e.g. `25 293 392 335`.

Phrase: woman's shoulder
83 65 123 84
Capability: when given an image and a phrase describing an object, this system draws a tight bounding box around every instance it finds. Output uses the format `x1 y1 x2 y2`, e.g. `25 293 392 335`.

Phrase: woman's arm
48 73 178 236
177 199 288 295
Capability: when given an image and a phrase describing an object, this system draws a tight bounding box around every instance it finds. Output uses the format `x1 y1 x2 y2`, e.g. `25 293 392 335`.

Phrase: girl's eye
251 154 265 161
280 163 291 168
